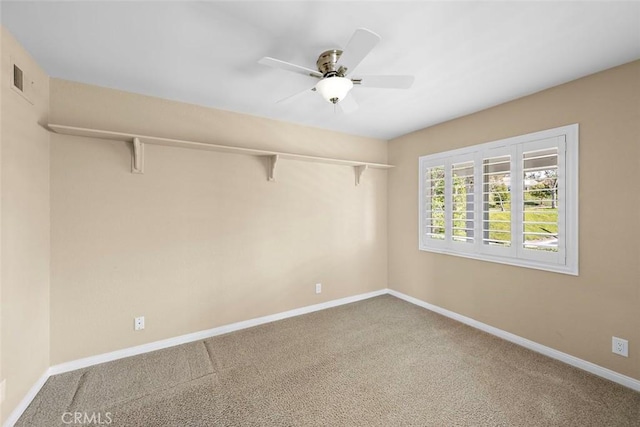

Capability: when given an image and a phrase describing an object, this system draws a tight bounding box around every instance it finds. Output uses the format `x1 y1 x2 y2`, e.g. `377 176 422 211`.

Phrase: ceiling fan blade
258 57 322 78
275 86 315 104
338 93 358 113
337 28 381 76
355 75 415 89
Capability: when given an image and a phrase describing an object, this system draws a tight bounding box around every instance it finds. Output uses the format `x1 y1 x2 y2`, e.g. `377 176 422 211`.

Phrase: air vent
9 58 33 104
13 64 24 92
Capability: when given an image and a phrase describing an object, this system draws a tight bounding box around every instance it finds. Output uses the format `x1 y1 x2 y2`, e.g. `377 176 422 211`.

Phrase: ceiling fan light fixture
315 76 353 104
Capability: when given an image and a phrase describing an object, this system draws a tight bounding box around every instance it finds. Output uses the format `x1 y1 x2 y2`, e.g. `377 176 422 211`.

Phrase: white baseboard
47 289 387 376
6 287 639 426
5 289 386 426
3 371 49 427
387 288 640 392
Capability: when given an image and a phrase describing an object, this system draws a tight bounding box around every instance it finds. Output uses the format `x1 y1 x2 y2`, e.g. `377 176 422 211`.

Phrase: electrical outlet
315 283 322 294
612 337 628 357
134 316 145 331
1 379 6 404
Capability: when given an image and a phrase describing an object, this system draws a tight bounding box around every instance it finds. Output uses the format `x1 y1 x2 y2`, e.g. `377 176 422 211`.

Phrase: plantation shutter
480 147 514 257
420 161 446 248
418 124 577 275
517 136 566 265
450 156 476 252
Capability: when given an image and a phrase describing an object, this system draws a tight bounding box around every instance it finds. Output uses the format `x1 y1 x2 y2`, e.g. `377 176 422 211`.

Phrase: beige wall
49 79 388 364
388 60 640 380
0 28 50 423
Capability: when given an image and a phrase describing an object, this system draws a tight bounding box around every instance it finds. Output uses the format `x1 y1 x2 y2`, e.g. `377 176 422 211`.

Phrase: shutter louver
522 147 559 252
451 161 475 243
482 155 511 247
424 165 445 241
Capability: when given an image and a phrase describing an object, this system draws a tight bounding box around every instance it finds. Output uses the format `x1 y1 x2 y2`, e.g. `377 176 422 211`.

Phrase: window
419 124 578 275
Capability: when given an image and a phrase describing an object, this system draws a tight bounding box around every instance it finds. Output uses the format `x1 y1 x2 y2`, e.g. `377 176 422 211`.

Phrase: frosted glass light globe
315 77 353 104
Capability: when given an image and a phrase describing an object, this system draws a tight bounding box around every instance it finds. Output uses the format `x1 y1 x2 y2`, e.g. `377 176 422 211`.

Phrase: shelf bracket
268 155 278 182
132 137 144 174
354 164 368 186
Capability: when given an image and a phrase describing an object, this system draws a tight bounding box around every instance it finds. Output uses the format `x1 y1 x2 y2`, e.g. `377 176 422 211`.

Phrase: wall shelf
48 124 393 185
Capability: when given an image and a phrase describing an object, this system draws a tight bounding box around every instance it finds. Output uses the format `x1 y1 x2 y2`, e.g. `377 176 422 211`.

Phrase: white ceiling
3 1 640 140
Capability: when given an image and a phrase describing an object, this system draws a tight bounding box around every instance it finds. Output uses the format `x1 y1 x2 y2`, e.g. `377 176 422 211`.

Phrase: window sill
418 245 579 276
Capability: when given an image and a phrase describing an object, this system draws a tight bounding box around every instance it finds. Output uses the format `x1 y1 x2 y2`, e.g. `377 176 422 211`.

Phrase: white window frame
418 124 579 275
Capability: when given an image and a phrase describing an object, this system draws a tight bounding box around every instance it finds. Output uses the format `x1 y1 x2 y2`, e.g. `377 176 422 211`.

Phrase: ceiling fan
258 28 414 112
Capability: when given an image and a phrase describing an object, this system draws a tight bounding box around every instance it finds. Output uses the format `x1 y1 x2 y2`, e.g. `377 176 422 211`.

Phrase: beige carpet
17 295 640 426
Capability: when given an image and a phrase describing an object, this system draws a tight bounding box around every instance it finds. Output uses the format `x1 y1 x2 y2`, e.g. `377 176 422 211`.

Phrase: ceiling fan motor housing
316 49 347 77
